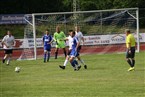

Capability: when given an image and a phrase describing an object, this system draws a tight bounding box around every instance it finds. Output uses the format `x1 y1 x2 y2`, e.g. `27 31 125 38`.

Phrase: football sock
79 59 85 65
74 60 80 66
55 52 58 59
132 59 135 67
63 59 68 66
7 57 10 64
127 59 133 67
71 60 76 68
44 53 47 62
47 52 50 62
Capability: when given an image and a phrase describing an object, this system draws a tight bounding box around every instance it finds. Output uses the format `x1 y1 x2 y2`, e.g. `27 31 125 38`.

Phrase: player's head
68 30 73 35
70 31 76 37
56 26 60 33
125 29 131 36
75 26 80 32
45 29 49 35
7 30 12 36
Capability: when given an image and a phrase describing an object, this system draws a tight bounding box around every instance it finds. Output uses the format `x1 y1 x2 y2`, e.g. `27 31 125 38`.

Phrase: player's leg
77 46 87 69
59 49 71 69
73 51 81 70
126 49 134 71
59 55 69 69
63 48 67 58
59 42 67 58
2 50 8 63
6 54 11 65
73 59 81 70
43 50 47 62
130 47 135 68
55 47 59 59
77 56 87 69
6 49 13 65
47 48 51 62
69 57 77 71
2 54 8 63
47 51 50 62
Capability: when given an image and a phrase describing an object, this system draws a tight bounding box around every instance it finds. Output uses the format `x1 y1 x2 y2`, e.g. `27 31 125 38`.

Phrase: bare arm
81 37 84 45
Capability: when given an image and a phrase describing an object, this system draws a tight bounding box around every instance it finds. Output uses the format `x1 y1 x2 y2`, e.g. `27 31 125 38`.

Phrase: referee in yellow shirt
125 29 136 71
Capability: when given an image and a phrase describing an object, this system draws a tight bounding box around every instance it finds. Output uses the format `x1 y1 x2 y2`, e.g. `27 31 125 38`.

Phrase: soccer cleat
84 65 87 69
74 68 77 71
59 65 65 69
127 67 135 71
2 59 5 64
78 66 81 70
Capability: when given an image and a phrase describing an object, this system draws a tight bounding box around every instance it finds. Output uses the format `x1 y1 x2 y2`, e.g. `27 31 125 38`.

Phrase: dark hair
72 31 76 35
46 29 49 32
69 30 73 32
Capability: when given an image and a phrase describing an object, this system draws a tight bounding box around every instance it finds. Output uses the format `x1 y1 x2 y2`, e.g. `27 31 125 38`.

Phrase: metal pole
32 14 37 60
136 8 140 52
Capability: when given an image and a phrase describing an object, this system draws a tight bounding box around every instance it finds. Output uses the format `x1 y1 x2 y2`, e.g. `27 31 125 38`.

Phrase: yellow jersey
126 34 136 48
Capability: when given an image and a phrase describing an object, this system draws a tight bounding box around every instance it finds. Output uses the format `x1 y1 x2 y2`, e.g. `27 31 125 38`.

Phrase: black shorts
126 47 135 58
4 49 13 54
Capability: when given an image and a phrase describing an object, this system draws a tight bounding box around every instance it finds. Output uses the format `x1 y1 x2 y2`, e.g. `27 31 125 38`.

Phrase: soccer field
0 52 145 97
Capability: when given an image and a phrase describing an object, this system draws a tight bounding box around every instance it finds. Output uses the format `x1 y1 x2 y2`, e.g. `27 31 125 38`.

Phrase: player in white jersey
2 31 15 65
75 26 87 69
59 30 81 70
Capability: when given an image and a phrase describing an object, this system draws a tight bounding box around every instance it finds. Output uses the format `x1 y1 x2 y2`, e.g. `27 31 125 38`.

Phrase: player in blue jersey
42 29 53 62
59 30 81 70
69 31 81 71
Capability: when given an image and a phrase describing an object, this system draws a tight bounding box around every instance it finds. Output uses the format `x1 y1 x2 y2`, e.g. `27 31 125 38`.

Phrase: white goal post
22 8 139 60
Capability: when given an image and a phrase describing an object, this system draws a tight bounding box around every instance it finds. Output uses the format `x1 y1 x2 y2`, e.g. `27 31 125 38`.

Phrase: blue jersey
71 36 79 50
43 34 52 49
70 36 79 57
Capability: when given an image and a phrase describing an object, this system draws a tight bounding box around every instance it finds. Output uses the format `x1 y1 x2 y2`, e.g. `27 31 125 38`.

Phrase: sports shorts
126 47 135 58
4 49 13 54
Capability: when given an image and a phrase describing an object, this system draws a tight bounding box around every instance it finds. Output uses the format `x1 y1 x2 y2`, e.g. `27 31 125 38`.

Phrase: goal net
18 8 139 60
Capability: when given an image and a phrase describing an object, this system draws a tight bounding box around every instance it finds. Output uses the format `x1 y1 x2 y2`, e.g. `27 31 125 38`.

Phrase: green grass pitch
0 52 145 97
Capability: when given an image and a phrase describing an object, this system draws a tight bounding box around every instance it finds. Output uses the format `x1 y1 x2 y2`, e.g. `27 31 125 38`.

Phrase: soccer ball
15 67 21 73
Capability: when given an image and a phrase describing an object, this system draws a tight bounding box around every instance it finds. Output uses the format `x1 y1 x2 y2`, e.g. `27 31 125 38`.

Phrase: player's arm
48 36 53 44
81 37 84 45
53 33 58 45
53 33 57 42
81 32 85 45
75 38 80 51
60 37 68 41
42 36 44 46
1 36 9 48
12 37 15 46
127 38 131 53
63 32 66 38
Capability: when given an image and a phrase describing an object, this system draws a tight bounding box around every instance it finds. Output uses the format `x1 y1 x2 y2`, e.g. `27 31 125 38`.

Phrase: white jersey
67 35 73 50
2 35 15 49
75 31 83 43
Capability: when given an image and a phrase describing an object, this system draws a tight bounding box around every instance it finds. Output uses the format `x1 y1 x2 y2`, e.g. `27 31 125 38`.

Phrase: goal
19 8 139 60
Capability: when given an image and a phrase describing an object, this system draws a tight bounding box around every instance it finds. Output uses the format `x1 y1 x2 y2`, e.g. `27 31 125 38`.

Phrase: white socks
63 59 68 66
79 59 85 65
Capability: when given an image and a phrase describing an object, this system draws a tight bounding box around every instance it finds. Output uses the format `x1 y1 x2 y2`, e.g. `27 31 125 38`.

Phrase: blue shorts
70 50 79 57
44 46 51 52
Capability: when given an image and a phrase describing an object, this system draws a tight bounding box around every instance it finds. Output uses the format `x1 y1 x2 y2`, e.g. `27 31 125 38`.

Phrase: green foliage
0 52 145 97
0 25 24 39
